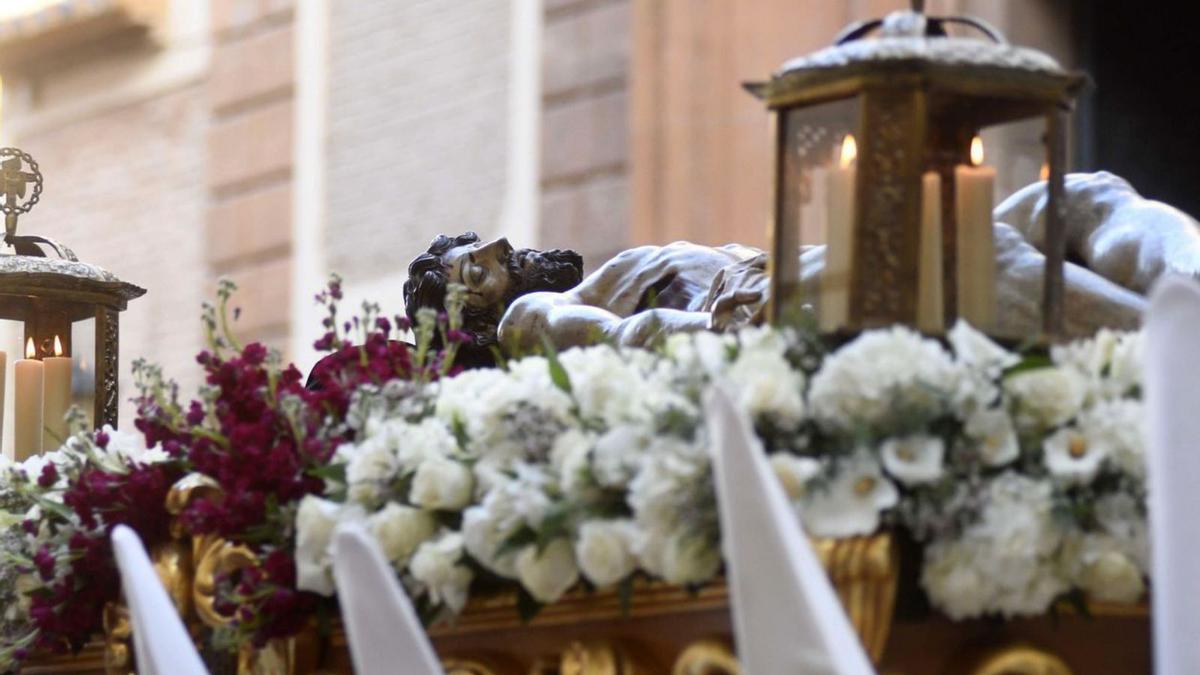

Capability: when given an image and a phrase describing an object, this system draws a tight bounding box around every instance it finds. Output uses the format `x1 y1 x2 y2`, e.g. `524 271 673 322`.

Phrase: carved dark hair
403 232 583 369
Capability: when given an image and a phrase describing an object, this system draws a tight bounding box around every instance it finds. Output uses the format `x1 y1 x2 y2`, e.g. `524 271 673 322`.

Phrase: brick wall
207 0 295 353
540 0 631 272
325 0 516 317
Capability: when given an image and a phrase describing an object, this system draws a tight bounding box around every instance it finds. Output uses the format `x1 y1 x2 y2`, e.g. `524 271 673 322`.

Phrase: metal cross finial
1 147 43 243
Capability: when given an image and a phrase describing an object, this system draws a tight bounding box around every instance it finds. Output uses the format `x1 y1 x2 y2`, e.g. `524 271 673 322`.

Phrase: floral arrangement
1 276 1149 670
297 319 1147 622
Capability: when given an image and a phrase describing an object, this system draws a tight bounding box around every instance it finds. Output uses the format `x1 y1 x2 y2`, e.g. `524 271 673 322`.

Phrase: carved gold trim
672 640 742 675
968 645 1074 675
811 534 898 662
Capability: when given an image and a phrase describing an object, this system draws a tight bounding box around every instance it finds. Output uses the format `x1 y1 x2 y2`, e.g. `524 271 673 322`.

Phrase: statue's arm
499 292 709 353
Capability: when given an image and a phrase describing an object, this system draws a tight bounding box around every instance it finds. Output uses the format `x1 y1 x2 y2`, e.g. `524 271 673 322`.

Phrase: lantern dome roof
747 10 1086 108
0 253 146 318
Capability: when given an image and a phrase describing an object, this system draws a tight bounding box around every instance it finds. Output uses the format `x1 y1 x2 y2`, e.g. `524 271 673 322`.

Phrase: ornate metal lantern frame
747 5 1087 339
2 147 145 430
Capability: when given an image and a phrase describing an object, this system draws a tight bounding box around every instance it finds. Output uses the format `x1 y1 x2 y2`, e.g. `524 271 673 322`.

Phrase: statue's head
403 231 583 365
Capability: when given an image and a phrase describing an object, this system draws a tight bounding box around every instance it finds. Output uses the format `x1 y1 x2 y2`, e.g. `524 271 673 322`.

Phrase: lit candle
15 338 44 461
955 136 996 330
821 134 857 332
918 171 944 332
43 336 72 451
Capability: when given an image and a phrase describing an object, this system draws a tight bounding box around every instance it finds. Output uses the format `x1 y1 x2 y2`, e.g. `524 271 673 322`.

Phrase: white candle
955 136 996 331
0 349 6 448
918 171 944 333
15 338 43 461
820 134 857 332
43 336 72 451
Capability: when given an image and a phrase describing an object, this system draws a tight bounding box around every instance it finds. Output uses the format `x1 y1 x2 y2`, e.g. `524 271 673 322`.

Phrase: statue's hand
704 253 769 332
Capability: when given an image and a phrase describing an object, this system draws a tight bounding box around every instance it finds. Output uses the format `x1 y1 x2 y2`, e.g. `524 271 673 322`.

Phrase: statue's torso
571 241 760 316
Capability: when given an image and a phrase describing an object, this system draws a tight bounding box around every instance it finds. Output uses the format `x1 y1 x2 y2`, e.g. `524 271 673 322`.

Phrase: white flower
559 346 656 426
409 457 474 511
1043 426 1107 483
808 327 959 431
1094 493 1149 573
769 454 821 500
461 504 519 579
97 426 170 466
965 409 1019 467
550 428 595 493
295 496 362 596
1061 533 1145 604
949 320 1018 375
344 438 401 506
1004 366 1087 430
591 425 651 488
516 539 580 603
921 473 1067 619
409 532 474 613
881 435 945 485
1080 399 1145 480
1052 329 1142 399
658 532 721 585
725 350 806 429
435 364 572 460
801 452 898 538
666 331 734 376
574 520 638 588
366 503 437 567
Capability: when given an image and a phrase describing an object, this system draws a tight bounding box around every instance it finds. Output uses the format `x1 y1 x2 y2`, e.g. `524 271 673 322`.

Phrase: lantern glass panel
777 97 859 324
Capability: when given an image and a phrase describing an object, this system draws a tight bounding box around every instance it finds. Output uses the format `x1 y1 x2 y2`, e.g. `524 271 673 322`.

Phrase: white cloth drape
705 384 876 675
111 525 208 675
332 522 445 675
1146 275 1200 675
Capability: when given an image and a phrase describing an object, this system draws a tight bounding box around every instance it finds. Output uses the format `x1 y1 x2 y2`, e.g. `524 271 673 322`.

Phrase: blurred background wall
4 0 1192 456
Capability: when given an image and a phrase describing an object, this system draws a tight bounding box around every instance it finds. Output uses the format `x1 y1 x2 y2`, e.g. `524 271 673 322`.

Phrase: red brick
208 100 293 192
207 183 292 266
210 24 294 111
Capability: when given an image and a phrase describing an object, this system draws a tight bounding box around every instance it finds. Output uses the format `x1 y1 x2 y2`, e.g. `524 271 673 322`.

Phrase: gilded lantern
746 4 1086 338
1 147 145 450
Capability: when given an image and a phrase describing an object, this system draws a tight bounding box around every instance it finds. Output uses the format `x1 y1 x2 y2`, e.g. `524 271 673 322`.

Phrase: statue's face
442 237 516 310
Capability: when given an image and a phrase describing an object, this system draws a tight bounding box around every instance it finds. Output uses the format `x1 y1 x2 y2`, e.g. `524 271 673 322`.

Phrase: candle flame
25 337 36 359
53 335 63 357
839 134 857 169
970 135 984 166
1039 162 1050 181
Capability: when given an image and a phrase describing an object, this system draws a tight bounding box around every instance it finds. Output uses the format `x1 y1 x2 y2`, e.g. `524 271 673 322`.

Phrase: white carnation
344 438 401 507
409 532 473 613
366 503 437 566
592 425 651 488
409 457 474 510
574 520 638 588
725 350 806 429
658 532 721 585
550 428 595 494
808 327 959 431
516 539 580 603
295 496 363 596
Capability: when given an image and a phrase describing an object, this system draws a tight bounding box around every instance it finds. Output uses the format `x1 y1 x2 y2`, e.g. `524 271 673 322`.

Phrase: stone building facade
1 0 1074 456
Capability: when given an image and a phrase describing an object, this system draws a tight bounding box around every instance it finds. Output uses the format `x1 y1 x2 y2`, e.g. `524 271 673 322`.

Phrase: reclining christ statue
403 172 1200 365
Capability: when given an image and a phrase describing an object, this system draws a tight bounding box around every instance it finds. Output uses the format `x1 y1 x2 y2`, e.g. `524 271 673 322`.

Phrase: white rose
726 350 806 429
1004 367 1087 430
366 503 437 566
515 539 580 603
592 425 651 488
574 520 638 588
801 452 898 538
550 428 595 493
880 435 945 485
409 533 474 613
769 454 821 500
1079 550 1144 603
461 504 519 579
965 409 1019 467
660 533 721 586
409 457 474 510
1042 426 1108 483
295 496 350 595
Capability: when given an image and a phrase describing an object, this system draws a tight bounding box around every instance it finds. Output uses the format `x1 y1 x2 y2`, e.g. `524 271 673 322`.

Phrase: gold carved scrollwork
968 646 1074 675
101 602 133 675
672 640 742 675
559 640 639 675
811 533 898 663
443 658 503 675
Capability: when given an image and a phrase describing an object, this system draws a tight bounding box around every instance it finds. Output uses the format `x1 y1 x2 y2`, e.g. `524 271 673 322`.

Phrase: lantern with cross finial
1 147 145 459
745 0 1086 340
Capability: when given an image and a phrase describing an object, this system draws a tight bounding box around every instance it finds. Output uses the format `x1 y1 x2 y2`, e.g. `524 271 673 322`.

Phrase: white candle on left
43 336 72 451
15 338 43 461
820 134 858 332
955 136 996 331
